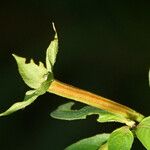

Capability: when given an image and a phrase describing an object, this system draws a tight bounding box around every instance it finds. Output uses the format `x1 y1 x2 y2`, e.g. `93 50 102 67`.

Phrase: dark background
0 0 150 150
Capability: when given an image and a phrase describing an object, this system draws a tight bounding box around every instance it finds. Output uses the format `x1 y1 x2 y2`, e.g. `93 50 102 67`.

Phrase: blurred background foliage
0 0 150 149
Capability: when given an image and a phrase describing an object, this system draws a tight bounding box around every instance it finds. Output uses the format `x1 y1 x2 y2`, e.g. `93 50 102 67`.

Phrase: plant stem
48 80 144 122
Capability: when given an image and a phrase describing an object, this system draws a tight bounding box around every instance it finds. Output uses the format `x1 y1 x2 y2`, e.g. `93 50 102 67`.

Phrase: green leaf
13 54 49 89
50 102 135 126
99 143 108 150
108 126 134 150
46 23 58 72
136 116 150 150
0 73 52 116
65 134 110 150
0 90 38 116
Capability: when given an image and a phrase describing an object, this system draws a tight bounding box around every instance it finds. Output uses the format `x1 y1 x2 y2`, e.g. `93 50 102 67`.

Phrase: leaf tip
52 22 58 39
12 53 25 63
12 53 17 59
52 22 56 32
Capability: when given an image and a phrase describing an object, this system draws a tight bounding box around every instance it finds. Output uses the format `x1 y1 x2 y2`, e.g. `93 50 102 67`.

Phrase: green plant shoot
0 23 150 150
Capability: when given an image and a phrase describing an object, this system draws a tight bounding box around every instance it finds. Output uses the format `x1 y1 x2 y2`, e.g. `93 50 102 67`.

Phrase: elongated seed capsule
48 80 144 122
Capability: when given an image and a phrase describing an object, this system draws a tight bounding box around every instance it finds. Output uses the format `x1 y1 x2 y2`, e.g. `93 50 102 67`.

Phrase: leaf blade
50 102 134 126
13 54 48 89
0 90 38 116
0 73 52 116
99 143 108 150
136 116 150 150
46 23 58 72
108 126 134 150
65 134 110 150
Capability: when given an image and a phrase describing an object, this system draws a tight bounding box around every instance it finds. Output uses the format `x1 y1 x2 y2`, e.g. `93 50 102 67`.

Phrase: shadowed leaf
51 102 134 125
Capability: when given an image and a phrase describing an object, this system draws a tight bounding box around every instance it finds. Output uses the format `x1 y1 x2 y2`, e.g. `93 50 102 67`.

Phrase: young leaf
65 134 110 150
13 54 49 89
0 72 52 116
46 23 58 72
108 126 134 150
135 116 150 150
50 102 135 126
0 90 38 116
